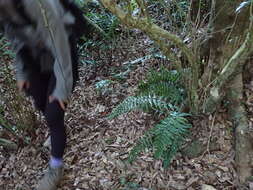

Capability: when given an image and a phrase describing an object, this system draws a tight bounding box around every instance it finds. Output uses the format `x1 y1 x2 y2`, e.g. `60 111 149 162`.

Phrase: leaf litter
0 31 249 190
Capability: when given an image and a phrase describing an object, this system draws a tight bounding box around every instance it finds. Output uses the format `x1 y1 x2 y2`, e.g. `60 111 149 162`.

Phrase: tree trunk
227 72 253 184
202 0 247 85
205 0 253 183
203 0 251 113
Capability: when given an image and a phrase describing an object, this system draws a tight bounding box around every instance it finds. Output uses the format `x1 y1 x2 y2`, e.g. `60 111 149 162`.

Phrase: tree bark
227 73 253 184
203 0 252 113
202 0 253 183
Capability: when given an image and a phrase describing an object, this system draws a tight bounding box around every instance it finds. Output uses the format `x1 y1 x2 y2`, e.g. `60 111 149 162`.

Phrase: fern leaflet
108 95 176 119
128 113 191 167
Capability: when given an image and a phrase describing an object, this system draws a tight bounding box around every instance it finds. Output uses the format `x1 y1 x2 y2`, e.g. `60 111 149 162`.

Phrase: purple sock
50 157 63 168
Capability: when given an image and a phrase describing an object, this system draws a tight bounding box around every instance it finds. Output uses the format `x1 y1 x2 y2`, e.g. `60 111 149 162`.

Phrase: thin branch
136 0 149 18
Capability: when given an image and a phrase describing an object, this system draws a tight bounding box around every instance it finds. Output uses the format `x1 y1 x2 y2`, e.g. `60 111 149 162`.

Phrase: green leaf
108 95 175 119
128 113 191 167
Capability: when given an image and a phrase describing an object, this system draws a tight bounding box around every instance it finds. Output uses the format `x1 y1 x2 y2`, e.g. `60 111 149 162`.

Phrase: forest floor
1 31 253 190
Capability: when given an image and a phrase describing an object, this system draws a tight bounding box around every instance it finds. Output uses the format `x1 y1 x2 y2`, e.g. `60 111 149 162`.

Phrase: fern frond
109 68 189 167
139 69 181 90
138 69 185 105
139 81 185 105
108 95 175 119
128 113 191 167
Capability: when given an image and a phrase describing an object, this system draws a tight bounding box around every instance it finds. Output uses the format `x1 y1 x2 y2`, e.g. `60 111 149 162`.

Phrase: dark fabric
25 44 79 158
10 0 81 85
17 5 80 158
18 45 55 74
4 0 36 31
12 0 35 26
26 71 66 159
60 0 90 39
45 100 66 159
26 72 52 112
18 38 78 88
69 35 79 88
18 45 41 73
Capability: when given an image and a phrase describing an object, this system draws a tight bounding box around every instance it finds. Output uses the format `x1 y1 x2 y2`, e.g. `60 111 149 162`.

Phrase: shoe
37 166 63 190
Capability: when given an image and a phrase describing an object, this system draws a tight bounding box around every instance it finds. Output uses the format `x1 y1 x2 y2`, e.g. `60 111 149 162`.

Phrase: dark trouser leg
27 72 66 159
44 100 66 159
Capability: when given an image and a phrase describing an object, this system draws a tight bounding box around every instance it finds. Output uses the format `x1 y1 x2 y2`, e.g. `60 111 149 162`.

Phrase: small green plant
170 1 190 27
74 0 121 55
74 0 86 7
146 0 191 30
138 69 186 106
86 11 119 39
95 79 114 95
79 0 120 40
0 36 15 58
109 68 191 167
129 112 190 168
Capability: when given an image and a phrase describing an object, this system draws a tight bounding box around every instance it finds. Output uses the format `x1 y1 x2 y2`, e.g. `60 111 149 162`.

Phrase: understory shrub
0 35 37 148
109 68 191 167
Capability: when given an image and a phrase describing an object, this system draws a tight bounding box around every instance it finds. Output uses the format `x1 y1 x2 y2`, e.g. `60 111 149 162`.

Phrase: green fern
108 95 176 119
139 69 180 86
109 68 190 167
128 112 191 167
139 81 185 105
138 69 185 105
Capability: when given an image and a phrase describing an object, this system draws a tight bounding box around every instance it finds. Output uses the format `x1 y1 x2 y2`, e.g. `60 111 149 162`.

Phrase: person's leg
44 34 79 164
28 71 66 160
37 74 66 190
44 74 66 164
38 36 79 190
44 100 66 164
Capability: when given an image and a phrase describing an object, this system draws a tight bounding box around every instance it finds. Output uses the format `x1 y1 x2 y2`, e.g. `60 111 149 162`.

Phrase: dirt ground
1 32 252 190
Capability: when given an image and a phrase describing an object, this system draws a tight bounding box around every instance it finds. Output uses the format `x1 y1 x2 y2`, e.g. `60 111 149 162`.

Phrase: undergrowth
0 35 36 148
75 0 122 67
109 68 191 167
